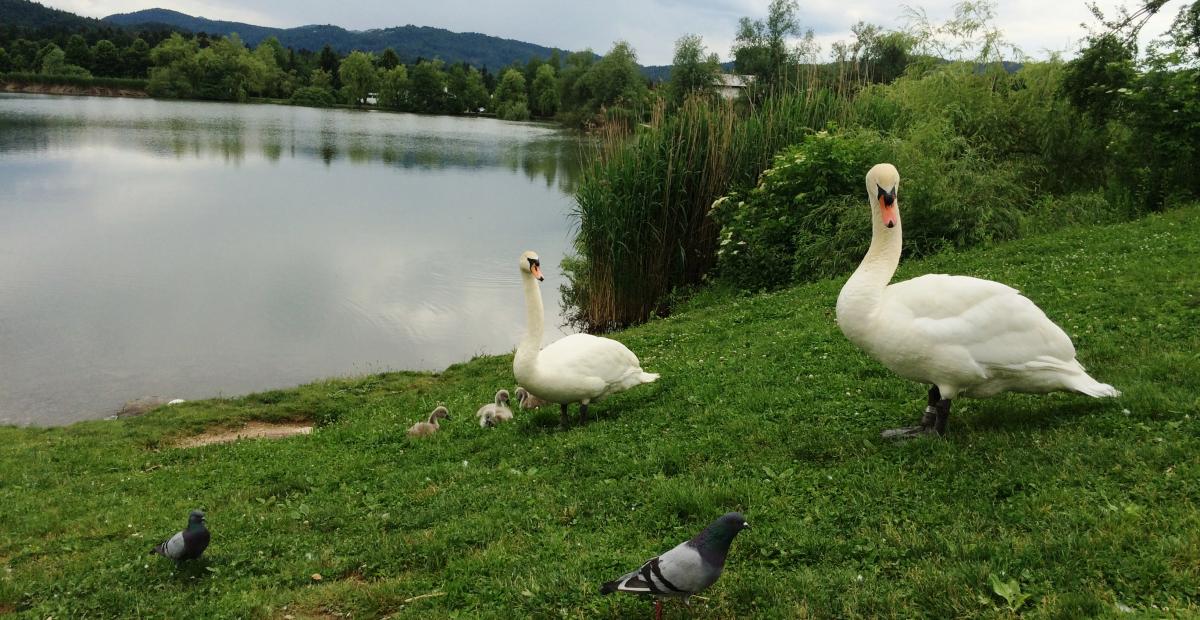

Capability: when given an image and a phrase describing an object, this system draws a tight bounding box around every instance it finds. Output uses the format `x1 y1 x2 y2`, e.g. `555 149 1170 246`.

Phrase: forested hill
0 0 103 30
102 8 579 68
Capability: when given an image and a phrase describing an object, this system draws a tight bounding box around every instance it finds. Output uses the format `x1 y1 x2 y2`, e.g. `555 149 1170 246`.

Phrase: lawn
0 206 1197 618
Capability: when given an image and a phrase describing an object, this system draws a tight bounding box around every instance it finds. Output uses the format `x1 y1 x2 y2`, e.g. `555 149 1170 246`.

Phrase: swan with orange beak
836 164 1119 438
514 250 659 427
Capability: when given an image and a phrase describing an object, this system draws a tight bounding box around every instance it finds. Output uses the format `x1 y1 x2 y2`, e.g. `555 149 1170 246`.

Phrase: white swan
514 251 659 427
836 164 1119 438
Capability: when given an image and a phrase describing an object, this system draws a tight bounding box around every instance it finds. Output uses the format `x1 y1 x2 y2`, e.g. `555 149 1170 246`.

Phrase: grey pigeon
150 510 210 563
601 512 749 619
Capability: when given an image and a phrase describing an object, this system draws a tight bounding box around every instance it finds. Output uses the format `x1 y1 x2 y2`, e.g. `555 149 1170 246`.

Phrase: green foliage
530 63 559 116
40 45 90 77
338 51 377 106
494 68 530 121
447 63 488 113
0 72 148 89
0 48 10 73
376 65 409 110
0 208 1198 617
578 41 649 121
988 572 1030 612
90 40 121 77
63 34 92 70
379 47 400 70
666 34 721 107
568 89 854 328
733 0 802 92
711 128 883 290
408 59 448 112
288 85 335 107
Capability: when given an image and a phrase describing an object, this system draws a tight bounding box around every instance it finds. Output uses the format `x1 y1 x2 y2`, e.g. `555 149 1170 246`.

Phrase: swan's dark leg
933 398 951 435
579 403 589 425
560 403 569 428
881 385 942 440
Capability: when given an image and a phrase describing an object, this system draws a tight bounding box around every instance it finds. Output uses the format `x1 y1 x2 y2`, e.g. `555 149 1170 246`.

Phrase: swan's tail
638 372 660 384
1074 378 1121 398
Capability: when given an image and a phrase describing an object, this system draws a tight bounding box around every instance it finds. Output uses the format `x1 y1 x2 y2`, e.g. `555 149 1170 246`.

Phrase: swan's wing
885 274 1076 367
538 334 644 383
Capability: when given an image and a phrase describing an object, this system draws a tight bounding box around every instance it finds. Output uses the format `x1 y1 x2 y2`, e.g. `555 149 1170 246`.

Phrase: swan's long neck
837 206 902 333
515 272 544 375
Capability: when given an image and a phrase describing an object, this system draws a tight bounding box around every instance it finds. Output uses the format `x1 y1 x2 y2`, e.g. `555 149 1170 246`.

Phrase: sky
46 0 1182 65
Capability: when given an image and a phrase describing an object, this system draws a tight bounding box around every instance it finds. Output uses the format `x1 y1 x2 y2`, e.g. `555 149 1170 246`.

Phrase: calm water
0 93 581 425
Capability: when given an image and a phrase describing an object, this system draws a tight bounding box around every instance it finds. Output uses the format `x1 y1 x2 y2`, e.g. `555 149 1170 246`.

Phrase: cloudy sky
46 0 1180 65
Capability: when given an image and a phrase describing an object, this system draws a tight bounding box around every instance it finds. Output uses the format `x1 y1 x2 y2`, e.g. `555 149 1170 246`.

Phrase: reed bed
568 67 867 330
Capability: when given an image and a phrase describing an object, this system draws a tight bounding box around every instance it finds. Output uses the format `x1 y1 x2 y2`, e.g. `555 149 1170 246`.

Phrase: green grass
2 207 1198 618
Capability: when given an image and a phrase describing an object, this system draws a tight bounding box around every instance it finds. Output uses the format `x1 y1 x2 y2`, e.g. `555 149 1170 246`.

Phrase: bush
710 128 885 290
288 86 336 108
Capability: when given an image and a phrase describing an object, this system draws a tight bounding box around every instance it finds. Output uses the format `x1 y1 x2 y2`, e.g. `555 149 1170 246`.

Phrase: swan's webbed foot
881 422 940 440
882 390 951 440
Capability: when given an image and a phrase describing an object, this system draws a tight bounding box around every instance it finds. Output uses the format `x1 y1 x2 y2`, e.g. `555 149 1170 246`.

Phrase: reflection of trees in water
0 110 581 188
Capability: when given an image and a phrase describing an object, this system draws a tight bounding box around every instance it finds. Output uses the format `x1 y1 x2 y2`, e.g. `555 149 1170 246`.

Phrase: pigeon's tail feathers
149 542 165 556
600 580 619 595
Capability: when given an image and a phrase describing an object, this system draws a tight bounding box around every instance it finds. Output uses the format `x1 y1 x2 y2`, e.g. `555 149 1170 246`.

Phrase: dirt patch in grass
173 421 313 448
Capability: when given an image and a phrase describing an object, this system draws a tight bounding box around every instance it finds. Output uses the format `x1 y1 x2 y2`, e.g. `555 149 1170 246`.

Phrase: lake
0 93 581 426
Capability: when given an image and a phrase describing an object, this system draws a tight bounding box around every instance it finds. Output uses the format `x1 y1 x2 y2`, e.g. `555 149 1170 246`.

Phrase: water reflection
0 93 581 425
0 95 581 193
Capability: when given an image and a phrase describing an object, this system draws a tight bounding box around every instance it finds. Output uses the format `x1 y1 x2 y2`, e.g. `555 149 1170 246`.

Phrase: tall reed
567 70 865 331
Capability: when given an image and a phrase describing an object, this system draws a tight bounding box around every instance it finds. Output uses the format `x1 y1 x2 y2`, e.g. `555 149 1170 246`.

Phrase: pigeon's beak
743 522 751 529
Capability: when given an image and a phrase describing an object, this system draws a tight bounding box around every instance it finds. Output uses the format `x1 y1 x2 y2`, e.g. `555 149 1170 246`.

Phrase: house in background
717 74 753 100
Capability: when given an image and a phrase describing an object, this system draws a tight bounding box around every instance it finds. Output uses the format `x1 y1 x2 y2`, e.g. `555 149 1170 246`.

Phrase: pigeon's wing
152 531 186 559
601 541 707 597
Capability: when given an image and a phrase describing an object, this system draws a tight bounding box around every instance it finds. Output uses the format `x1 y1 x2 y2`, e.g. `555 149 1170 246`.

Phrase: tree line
0 18 751 126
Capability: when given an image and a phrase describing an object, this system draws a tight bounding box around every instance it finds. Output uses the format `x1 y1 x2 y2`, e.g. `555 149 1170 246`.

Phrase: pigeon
601 512 750 619
150 509 210 563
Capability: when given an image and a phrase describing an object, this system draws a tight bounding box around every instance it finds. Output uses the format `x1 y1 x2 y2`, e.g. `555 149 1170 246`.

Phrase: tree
147 34 199 98
0 48 10 73
41 45 90 76
11 39 39 72
666 34 721 106
380 47 400 70
64 34 92 71
338 51 377 106
732 0 801 89
580 41 648 113
408 59 449 112
254 39 288 97
309 68 333 90
123 38 151 77
318 44 340 88
91 39 121 77
494 67 530 120
531 63 560 116
447 63 488 112
377 64 409 109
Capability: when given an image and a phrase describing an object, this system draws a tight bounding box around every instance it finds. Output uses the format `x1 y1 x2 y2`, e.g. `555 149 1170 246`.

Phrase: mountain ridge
103 7 584 70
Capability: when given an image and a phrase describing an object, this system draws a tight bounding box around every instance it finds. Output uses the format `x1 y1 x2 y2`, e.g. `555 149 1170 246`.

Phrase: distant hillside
0 0 104 30
103 8 578 69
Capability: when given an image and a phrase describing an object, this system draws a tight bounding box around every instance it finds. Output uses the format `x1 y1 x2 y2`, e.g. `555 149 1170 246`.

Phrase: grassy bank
1 207 1197 618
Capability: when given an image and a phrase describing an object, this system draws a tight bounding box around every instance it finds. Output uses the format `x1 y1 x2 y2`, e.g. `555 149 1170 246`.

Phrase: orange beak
532 264 544 281
879 197 898 229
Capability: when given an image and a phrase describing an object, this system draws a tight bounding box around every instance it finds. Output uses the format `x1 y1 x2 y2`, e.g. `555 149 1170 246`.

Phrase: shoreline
2 80 149 98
